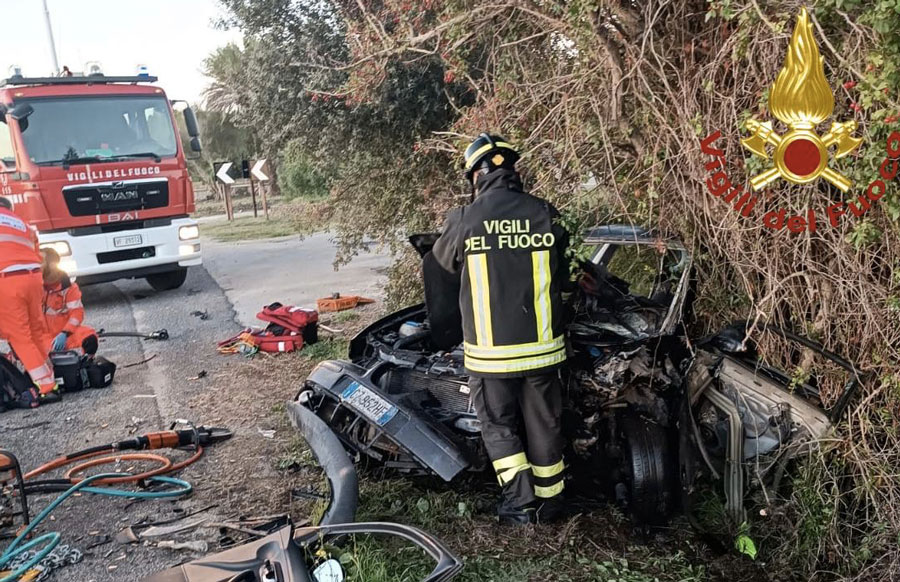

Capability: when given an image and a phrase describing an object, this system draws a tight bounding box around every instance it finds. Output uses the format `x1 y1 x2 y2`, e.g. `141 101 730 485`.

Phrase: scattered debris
122 354 158 369
157 540 209 553
189 370 208 381
115 527 140 545
140 519 208 539
319 324 343 334
257 428 276 439
191 310 210 320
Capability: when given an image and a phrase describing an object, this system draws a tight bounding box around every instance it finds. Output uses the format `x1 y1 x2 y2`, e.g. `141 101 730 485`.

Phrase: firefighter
42 248 99 356
431 134 569 525
0 197 60 406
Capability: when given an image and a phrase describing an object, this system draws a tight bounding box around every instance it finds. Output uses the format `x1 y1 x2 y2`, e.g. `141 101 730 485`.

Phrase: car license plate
341 382 398 426
114 235 142 248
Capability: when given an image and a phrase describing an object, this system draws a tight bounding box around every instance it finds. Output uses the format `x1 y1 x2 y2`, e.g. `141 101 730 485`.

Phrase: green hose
0 473 192 581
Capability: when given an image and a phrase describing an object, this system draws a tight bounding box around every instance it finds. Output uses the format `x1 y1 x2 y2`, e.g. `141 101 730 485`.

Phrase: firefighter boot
535 496 566 524
498 500 536 526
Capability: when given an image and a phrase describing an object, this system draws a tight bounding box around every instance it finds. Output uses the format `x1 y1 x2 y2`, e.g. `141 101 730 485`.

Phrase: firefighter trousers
470 371 566 510
0 272 55 394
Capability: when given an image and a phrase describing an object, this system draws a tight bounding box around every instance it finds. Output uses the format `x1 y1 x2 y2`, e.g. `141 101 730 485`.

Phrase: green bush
278 140 329 201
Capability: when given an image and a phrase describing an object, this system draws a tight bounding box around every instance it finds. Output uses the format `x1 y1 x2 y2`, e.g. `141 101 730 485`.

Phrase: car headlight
40 241 72 257
179 225 200 240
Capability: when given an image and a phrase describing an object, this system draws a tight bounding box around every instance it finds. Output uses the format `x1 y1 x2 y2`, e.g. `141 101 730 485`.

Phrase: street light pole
42 0 60 76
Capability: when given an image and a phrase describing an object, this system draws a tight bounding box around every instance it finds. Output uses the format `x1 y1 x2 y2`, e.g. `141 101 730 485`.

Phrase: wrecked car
290 225 861 526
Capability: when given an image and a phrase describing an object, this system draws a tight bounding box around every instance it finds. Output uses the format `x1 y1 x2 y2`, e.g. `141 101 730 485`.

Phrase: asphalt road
204 233 390 326
0 233 390 581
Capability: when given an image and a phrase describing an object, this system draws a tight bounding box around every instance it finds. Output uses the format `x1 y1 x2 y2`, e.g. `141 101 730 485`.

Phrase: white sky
0 0 241 104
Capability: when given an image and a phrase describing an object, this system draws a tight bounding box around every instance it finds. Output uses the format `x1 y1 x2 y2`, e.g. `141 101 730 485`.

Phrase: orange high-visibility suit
44 279 98 355
0 207 55 395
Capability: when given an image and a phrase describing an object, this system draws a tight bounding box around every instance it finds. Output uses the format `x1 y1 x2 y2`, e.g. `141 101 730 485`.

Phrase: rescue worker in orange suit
0 197 60 406
431 135 569 525
42 248 99 356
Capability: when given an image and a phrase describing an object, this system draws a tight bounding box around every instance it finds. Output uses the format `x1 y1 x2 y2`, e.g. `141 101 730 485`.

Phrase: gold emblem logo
741 8 862 192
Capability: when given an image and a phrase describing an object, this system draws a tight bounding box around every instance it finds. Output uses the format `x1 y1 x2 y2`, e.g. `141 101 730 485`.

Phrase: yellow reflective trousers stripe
492 453 531 486
535 480 565 498
492 452 528 472
467 253 493 346
532 460 565 479
532 250 552 343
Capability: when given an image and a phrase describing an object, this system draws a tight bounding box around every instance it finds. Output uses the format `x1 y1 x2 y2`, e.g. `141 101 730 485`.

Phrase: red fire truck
0 71 202 290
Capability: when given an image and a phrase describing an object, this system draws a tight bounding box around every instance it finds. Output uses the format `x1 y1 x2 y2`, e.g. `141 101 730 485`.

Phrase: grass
203 215 301 242
302 338 349 361
333 310 361 323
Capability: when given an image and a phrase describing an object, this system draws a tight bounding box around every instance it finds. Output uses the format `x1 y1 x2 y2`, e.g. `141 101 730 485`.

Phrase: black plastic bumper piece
287 401 359 525
305 360 470 481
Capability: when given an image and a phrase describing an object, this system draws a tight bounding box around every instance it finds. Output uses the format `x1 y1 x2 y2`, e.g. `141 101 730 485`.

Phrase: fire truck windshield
16 95 178 166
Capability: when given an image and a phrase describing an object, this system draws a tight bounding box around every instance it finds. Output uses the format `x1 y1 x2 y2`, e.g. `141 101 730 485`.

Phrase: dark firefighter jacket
432 169 569 378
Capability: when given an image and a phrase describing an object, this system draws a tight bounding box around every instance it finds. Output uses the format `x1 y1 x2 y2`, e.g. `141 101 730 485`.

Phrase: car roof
582 224 686 249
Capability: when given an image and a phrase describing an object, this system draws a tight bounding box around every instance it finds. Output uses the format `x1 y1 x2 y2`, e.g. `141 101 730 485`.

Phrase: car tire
146 268 188 291
620 415 675 524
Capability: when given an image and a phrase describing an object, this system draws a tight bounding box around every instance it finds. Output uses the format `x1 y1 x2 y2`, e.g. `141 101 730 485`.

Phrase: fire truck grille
62 178 169 216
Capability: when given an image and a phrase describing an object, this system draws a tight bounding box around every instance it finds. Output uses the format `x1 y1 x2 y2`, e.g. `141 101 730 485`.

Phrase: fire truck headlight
40 241 72 257
178 225 200 241
58 258 77 275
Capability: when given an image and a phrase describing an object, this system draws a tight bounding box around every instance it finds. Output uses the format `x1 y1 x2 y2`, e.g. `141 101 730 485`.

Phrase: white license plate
114 235 143 248
341 382 398 426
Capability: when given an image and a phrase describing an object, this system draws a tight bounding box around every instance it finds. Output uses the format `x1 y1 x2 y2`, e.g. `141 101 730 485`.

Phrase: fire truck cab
0 72 202 290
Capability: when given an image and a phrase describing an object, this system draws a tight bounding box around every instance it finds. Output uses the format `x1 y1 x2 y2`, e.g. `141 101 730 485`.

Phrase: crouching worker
0 197 59 406
42 249 99 356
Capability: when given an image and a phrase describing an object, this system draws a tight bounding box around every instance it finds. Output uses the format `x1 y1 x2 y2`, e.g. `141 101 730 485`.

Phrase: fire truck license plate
113 235 143 248
341 381 398 426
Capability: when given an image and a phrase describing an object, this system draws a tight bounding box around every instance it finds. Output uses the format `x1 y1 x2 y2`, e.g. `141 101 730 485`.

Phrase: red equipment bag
256 302 319 346
252 329 304 353
256 303 318 332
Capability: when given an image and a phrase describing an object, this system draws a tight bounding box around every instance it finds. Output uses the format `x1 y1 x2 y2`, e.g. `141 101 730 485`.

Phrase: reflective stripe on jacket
0 208 41 272
44 277 86 336
432 169 569 378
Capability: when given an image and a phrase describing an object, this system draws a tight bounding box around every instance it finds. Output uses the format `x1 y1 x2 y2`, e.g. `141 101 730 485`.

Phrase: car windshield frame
584 235 692 336
14 94 179 166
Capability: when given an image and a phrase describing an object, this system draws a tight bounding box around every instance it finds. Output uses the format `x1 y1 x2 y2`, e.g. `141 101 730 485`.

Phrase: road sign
215 162 235 185
251 159 269 181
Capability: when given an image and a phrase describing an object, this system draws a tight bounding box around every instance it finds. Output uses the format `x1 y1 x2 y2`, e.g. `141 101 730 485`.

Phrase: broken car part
143 520 463 582
682 322 863 525
286 402 359 525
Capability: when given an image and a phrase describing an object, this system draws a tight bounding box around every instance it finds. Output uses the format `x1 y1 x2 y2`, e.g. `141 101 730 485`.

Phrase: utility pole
42 0 60 75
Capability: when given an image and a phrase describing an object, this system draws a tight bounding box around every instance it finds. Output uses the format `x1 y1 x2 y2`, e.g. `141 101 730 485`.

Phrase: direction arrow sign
251 159 269 181
216 162 235 185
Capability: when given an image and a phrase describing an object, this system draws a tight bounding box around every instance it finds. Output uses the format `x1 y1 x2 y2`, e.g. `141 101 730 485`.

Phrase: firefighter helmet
463 133 519 180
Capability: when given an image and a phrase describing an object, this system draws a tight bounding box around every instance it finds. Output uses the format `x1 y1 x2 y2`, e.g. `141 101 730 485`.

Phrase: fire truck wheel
146 268 188 291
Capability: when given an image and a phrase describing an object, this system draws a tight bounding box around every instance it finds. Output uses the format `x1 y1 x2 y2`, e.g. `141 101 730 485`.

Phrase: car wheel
619 415 675 524
146 268 188 291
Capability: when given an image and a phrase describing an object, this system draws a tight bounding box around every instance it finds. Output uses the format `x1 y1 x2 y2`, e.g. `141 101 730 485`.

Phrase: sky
0 0 242 104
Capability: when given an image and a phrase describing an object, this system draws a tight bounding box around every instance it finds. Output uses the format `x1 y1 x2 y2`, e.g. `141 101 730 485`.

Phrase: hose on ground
0 473 191 581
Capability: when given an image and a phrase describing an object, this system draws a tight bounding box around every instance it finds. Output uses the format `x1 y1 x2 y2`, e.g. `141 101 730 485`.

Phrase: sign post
250 159 270 221
215 162 236 222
